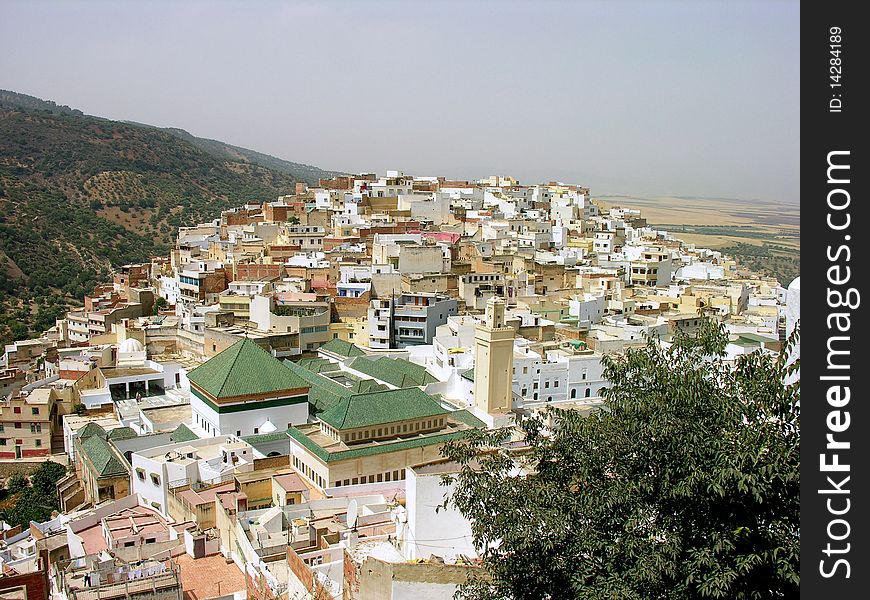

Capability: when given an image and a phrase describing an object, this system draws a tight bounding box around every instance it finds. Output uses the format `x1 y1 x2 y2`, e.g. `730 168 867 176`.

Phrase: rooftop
319 388 449 431
175 553 247 599
187 338 309 400
346 356 438 388
318 338 366 358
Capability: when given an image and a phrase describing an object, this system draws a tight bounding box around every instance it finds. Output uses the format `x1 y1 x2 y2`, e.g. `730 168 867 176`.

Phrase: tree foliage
441 320 800 600
1 461 68 529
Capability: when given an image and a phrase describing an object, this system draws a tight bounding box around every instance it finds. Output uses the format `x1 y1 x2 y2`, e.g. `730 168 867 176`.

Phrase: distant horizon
0 1 799 206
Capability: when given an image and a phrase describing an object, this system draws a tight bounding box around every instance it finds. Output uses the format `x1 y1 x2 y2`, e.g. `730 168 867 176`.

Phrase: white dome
119 338 145 353
788 276 800 291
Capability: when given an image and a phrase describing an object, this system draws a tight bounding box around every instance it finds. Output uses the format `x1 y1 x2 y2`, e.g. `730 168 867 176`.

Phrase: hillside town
0 171 800 600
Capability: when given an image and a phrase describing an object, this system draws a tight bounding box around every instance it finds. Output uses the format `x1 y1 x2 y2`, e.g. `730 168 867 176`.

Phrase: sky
0 0 799 204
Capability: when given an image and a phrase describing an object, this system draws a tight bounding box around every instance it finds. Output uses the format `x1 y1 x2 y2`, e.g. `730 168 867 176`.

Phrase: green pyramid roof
170 423 199 443
78 422 106 440
187 339 309 399
107 426 137 441
319 338 366 358
346 357 438 388
80 435 128 477
319 388 448 431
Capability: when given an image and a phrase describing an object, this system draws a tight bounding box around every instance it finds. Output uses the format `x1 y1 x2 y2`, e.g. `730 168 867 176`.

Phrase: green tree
441 320 800 600
153 295 169 315
6 473 28 495
30 461 67 497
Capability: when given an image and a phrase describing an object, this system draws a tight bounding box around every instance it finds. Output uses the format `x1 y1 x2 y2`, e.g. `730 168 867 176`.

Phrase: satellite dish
346 499 358 529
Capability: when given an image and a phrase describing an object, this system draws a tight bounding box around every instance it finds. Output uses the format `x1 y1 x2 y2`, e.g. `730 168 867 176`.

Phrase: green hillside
0 90 335 346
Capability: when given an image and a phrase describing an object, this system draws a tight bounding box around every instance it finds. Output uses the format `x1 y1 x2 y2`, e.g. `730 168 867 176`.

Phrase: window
585 389 591 398
393 470 400 480
545 381 550 389
571 389 577 399
146 538 156 544
236 430 241 437
14 423 21 429
13 407 20 414
31 407 39 415
0 439 5 446
377 473 383 482
253 428 258 434
352 478 359 485
0 424 3 432
554 381 559 388
136 469 145 481
151 474 161 486
35 439 42 447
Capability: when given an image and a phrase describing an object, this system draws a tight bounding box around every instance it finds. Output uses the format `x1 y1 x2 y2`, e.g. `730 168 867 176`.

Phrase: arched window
570 389 576 399
585 388 591 398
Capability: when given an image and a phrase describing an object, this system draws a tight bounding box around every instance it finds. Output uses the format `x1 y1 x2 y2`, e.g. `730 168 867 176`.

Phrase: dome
119 338 145 353
788 276 800 291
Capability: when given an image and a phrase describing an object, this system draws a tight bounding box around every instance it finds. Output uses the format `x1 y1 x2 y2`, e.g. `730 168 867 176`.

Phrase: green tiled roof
170 423 200 443
461 368 475 382
287 426 470 463
283 359 352 414
187 339 309 399
242 431 292 444
450 409 486 428
319 388 448 431
346 357 438 388
78 422 106 440
319 338 366 358
298 358 339 374
107 427 137 441
351 379 390 394
81 435 128 477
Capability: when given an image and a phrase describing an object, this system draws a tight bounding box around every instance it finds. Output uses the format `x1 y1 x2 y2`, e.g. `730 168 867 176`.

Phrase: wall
405 469 476 562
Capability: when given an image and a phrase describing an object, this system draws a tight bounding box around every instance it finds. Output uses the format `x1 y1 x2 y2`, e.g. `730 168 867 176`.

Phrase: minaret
473 297 515 415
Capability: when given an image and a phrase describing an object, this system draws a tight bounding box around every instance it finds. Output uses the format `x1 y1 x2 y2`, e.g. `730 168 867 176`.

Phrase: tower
473 297 515 415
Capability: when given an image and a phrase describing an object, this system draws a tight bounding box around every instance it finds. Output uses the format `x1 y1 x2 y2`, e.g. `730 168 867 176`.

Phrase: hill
156 127 345 185
0 90 338 346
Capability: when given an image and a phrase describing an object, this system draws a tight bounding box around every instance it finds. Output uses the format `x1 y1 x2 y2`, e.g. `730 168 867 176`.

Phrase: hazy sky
1 0 799 203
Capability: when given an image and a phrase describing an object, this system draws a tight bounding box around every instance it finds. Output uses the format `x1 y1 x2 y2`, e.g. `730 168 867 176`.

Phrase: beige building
473 297 515 416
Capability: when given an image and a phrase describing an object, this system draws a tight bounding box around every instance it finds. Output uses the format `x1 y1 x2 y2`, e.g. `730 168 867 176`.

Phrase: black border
801 2 868 596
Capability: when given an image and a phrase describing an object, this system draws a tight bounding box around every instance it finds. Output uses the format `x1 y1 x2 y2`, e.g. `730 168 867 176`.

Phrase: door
15 445 22 459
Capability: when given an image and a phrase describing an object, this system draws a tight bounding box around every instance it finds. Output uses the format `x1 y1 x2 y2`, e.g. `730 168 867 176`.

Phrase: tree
6 473 28 495
153 296 169 315
30 461 67 497
441 320 800 600
0 461 67 529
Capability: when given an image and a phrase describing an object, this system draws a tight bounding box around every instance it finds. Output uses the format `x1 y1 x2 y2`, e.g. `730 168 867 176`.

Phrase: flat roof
175 553 246 599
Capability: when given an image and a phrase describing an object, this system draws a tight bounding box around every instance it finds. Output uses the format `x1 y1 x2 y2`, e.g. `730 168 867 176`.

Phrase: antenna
346 499 358 530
